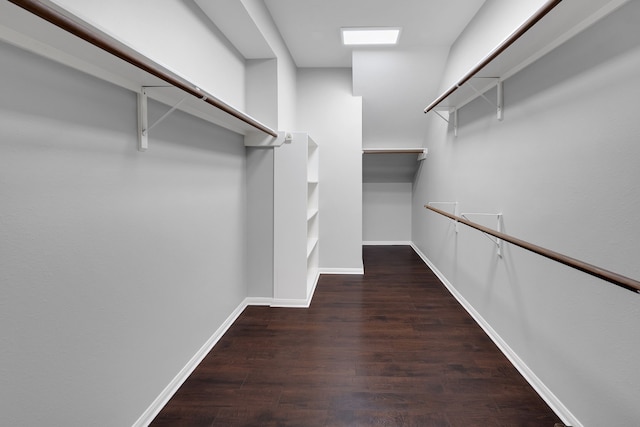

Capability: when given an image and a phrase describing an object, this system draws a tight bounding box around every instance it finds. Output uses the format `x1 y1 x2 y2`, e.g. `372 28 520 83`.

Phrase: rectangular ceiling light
341 27 401 46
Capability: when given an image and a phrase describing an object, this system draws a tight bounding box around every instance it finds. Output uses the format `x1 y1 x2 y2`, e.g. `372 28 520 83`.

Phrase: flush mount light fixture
341 27 401 46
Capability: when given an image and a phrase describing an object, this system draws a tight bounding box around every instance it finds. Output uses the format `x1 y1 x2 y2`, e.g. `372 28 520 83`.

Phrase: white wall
246 59 278 130
240 0 298 130
363 183 412 244
245 59 277 299
353 48 449 148
246 148 274 299
352 48 447 246
276 53 298 131
297 69 363 272
0 42 248 427
191 0 297 130
236 0 300 298
439 0 546 90
412 1 640 425
50 0 247 110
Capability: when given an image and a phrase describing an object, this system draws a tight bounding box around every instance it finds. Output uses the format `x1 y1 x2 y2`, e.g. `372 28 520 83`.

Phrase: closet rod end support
137 90 149 152
244 130 288 148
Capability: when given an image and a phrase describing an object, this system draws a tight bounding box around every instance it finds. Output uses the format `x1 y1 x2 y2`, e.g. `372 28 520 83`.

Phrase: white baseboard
246 296 311 308
409 243 581 427
270 299 311 308
271 271 321 308
244 297 273 306
307 270 321 303
134 274 325 425
319 267 364 275
363 240 412 246
132 299 250 427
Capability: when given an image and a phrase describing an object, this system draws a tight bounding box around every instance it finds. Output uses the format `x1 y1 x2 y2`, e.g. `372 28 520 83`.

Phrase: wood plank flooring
151 245 562 426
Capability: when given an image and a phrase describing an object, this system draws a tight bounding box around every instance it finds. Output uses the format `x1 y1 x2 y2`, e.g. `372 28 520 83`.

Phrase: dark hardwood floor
151 245 562 426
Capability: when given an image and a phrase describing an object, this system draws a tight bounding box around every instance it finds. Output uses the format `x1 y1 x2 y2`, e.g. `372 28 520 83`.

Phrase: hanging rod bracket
433 107 458 137
467 78 503 121
137 86 189 151
244 130 289 148
137 89 148 152
425 204 640 293
497 80 504 121
461 212 504 257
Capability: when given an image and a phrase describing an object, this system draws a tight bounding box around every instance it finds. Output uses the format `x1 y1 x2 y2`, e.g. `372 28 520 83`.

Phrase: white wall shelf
306 136 320 296
363 148 427 160
307 238 319 258
1 0 277 142
424 0 630 116
307 208 319 221
362 148 427 183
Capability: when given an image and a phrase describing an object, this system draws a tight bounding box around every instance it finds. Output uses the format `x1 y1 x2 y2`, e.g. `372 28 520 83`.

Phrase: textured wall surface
0 42 248 426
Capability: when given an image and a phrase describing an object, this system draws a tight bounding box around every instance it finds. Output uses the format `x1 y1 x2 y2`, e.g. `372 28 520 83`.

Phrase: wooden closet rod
424 0 563 113
8 0 278 138
425 205 640 293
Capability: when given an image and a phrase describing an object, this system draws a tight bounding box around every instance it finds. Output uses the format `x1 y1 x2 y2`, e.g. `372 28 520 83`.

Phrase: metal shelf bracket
137 86 188 152
467 78 504 121
433 107 458 136
137 89 148 152
461 212 504 257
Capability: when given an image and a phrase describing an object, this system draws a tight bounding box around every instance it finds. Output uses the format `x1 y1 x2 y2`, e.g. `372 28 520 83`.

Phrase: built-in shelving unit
306 137 320 295
273 133 319 306
424 0 630 118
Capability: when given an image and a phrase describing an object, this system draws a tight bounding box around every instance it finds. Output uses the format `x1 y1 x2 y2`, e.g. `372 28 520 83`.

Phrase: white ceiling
263 0 486 67
194 0 489 153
